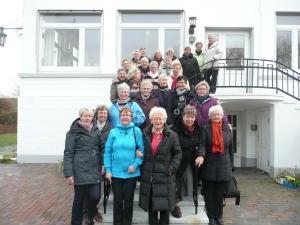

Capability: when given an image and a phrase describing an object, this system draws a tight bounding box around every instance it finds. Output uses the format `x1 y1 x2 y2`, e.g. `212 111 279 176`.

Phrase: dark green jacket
63 118 105 185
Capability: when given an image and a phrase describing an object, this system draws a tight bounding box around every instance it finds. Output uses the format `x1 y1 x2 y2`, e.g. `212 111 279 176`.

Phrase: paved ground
0 164 299 225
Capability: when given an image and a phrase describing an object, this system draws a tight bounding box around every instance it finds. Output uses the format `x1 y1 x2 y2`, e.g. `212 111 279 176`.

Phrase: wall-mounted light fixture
251 124 257 131
188 17 197 44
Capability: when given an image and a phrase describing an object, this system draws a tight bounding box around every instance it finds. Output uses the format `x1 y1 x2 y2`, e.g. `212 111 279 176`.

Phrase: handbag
223 176 240 206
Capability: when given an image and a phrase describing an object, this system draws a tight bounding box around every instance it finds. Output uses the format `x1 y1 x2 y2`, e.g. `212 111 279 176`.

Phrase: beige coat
204 41 223 69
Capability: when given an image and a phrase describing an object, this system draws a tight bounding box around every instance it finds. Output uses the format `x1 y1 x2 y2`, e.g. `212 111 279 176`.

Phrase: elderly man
204 34 223 94
110 68 128 104
131 50 141 68
140 47 151 63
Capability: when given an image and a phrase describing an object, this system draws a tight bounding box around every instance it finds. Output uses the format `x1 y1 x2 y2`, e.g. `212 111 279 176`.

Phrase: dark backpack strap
133 126 137 149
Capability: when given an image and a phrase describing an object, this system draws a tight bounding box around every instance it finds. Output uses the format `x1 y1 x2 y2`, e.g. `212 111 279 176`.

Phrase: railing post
246 59 249 93
276 62 278 94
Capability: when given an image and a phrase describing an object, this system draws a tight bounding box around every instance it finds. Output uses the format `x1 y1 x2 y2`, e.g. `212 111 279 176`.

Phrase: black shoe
215 218 224 225
85 216 94 225
208 218 216 225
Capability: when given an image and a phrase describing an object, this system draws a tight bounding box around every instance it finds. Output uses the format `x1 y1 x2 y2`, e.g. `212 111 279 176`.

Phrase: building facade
19 0 300 177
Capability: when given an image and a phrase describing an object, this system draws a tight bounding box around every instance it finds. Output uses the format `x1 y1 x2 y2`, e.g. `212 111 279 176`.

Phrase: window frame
37 11 103 72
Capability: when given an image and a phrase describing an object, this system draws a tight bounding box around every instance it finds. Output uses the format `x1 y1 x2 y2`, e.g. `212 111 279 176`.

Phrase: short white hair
79 108 94 117
140 79 153 90
158 74 168 82
140 57 149 63
149 61 158 68
117 82 130 94
208 105 224 118
149 107 167 123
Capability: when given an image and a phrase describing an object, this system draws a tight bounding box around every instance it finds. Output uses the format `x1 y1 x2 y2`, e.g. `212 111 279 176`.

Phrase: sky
0 0 23 97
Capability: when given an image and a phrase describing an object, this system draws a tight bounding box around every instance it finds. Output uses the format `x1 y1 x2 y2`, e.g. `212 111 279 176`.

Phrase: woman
139 107 182 225
110 68 128 104
170 61 182 90
139 57 150 78
105 107 144 225
159 56 173 77
189 81 229 126
170 105 202 218
166 48 177 61
133 80 160 130
110 83 145 128
195 105 234 225
128 67 142 100
153 74 173 110
153 49 163 67
143 61 160 90
64 108 105 225
122 58 131 73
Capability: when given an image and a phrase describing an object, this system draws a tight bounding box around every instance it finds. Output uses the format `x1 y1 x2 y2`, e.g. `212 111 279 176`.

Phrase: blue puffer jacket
104 122 144 179
110 101 146 128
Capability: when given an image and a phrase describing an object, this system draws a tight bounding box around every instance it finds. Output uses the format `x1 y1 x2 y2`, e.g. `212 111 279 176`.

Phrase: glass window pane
121 29 159 59
42 29 79 67
226 34 244 68
43 14 101 23
164 29 180 58
276 15 300 25
121 12 180 23
85 29 100 66
298 31 300 69
276 30 292 67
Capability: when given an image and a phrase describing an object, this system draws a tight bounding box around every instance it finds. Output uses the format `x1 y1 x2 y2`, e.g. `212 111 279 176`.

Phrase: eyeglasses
120 114 132 118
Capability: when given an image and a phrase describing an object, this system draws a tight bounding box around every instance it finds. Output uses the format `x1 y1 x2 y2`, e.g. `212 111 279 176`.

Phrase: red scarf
182 119 195 136
171 75 177 90
152 132 163 156
212 120 224 154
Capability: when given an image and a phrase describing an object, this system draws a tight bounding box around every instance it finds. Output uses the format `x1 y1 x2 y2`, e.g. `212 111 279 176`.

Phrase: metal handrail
185 58 300 101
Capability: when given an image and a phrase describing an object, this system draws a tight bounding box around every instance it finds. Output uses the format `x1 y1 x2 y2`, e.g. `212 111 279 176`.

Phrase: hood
182 53 193 59
69 118 95 135
116 121 135 130
112 77 127 84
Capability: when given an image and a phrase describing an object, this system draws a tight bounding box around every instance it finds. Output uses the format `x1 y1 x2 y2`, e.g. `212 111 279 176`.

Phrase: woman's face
177 79 187 91
167 51 174 59
80 112 93 124
122 61 130 70
141 84 151 97
141 60 149 68
210 110 222 123
196 85 208 97
172 65 180 76
183 113 195 127
151 112 165 131
164 59 171 67
150 64 158 73
159 77 168 87
133 70 141 82
133 51 140 60
119 89 129 100
155 52 162 59
97 110 108 123
120 112 132 126
118 70 127 81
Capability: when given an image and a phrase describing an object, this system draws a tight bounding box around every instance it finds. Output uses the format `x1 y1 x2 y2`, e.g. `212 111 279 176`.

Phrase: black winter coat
196 119 234 182
171 119 202 177
139 124 182 212
63 118 105 185
179 53 201 83
167 89 194 125
153 87 173 110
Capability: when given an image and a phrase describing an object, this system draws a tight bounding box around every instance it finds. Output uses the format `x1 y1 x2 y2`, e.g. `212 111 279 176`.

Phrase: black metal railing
188 58 300 101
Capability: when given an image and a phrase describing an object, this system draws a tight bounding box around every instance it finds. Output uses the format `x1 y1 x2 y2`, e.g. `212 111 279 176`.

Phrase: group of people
63 34 233 225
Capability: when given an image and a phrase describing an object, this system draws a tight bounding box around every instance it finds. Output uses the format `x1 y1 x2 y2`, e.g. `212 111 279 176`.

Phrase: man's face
208 36 215 45
184 48 191 55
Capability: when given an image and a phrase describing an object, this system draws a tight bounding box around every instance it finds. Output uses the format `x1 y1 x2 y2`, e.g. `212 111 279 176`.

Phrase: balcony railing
187 58 300 101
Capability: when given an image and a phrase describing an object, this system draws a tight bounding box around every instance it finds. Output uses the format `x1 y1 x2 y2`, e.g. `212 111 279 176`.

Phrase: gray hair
95 105 110 119
166 48 175 54
149 107 168 123
117 82 130 94
122 58 130 64
79 108 94 117
149 61 158 68
158 74 168 82
128 67 140 80
208 34 216 39
182 105 197 116
117 67 126 74
164 56 172 62
208 105 224 118
140 57 149 63
195 81 210 92
140 79 153 90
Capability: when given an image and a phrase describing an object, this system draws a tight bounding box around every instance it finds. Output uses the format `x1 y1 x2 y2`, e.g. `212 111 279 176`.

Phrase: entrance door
256 110 270 173
227 112 241 167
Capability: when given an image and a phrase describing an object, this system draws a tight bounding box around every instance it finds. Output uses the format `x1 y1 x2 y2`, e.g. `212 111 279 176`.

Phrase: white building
19 0 300 178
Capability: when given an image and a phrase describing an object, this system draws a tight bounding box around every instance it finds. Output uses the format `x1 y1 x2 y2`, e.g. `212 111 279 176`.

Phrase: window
39 11 102 71
276 13 300 70
226 34 245 68
119 11 183 62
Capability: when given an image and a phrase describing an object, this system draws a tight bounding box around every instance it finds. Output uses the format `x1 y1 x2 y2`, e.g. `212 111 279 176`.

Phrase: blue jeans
71 183 100 225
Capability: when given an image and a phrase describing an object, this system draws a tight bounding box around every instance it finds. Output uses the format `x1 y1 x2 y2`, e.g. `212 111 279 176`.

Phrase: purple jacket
189 96 229 126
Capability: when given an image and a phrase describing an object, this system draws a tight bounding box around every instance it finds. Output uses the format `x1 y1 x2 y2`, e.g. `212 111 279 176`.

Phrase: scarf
149 71 159 79
141 94 150 102
153 57 163 67
159 85 169 91
97 120 106 131
195 50 202 56
182 119 195 136
78 120 93 133
176 88 187 96
194 93 209 104
171 75 177 90
208 41 215 48
212 120 224 154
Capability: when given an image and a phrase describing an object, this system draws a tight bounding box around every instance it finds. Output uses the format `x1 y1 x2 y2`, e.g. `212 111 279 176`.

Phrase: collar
152 127 164 135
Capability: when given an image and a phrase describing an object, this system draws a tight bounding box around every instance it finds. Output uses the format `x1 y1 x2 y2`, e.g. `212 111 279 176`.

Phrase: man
110 68 128 104
130 50 141 68
179 47 201 88
140 47 151 63
194 42 205 82
204 34 223 94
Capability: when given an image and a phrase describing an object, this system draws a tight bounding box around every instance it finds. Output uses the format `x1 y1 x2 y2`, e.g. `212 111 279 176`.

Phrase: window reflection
276 31 292 67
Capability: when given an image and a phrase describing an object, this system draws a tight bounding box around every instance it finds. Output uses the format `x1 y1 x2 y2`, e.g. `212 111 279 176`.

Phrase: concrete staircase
99 183 209 225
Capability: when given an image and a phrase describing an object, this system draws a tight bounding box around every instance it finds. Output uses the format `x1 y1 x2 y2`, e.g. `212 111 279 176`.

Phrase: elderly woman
195 105 234 225
128 67 142 100
143 61 160 89
105 107 144 225
110 68 128 104
159 56 173 77
153 74 173 110
133 80 160 130
95 105 112 142
122 58 131 73
189 81 229 126
166 48 177 61
170 105 202 218
64 108 105 225
138 57 150 78
139 107 182 225
153 49 163 67
170 61 182 90
110 83 145 128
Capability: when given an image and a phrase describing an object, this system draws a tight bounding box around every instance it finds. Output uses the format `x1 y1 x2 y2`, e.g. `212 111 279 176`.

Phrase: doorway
227 112 241 167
